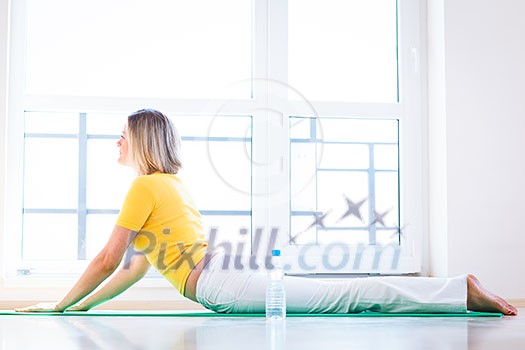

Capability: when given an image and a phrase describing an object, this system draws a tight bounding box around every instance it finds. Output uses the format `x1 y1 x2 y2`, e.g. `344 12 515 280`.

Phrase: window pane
86 113 127 135
290 143 317 211
86 214 117 259
25 112 78 134
86 139 136 209
175 116 252 139
376 229 399 245
289 0 398 102
23 138 78 209
320 118 398 143
319 144 369 170
23 214 78 260
179 141 251 210
374 172 399 227
317 172 369 228
290 117 399 246
21 111 252 267
290 216 317 245
26 0 252 99
289 117 312 139
202 215 251 257
318 230 369 245
177 116 252 212
374 145 398 170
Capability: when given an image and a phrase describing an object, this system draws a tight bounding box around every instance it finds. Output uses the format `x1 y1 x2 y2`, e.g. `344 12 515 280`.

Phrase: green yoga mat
0 310 502 317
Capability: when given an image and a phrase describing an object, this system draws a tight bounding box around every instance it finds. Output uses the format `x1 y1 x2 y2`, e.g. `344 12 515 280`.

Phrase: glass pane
86 214 117 259
173 116 217 138
290 216 318 245
374 145 398 170
289 0 398 102
202 215 251 256
374 172 399 228
290 117 313 140
25 111 78 134
26 0 252 99
290 143 317 211
86 139 136 209
319 144 369 170
178 141 251 211
23 214 78 260
317 230 369 245
175 116 252 139
320 118 398 143
376 229 399 245
86 113 127 135
317 172 370 227
290 117 399 246
23 138 78 209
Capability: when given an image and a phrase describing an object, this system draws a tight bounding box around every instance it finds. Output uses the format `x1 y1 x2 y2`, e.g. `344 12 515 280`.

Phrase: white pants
196 253 468 314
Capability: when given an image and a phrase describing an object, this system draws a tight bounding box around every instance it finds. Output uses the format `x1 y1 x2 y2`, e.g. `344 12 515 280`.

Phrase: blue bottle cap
271 249 281 257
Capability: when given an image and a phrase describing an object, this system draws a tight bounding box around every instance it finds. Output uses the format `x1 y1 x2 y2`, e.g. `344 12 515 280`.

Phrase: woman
16 109 518 315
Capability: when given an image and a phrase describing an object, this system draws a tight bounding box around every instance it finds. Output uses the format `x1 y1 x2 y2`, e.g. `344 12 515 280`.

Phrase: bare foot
467 274 518 316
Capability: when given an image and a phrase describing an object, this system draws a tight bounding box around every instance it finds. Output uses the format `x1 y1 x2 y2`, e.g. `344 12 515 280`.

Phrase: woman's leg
195 253 517 315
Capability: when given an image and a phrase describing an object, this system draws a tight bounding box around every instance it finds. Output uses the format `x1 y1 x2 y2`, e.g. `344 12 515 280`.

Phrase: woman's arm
68 250 151 311
16 225 137 312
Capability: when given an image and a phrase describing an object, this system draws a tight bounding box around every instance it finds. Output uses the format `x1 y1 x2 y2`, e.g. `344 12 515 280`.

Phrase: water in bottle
266 249 286 320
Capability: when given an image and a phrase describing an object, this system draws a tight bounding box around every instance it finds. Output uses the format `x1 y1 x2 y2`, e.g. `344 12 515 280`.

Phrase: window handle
411 47 420 74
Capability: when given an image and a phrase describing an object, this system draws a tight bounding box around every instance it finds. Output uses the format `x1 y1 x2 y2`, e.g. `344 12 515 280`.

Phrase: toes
498 300 518 315
506 305 518 316
466 274 518 315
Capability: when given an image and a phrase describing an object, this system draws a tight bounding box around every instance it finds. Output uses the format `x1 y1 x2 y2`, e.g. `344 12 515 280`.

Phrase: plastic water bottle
266 249 286 320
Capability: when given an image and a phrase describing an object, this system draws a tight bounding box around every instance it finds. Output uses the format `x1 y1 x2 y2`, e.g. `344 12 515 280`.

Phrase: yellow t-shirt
116 172 207 294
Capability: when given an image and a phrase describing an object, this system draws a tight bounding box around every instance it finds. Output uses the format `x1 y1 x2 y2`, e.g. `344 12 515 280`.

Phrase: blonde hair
126 109 182 175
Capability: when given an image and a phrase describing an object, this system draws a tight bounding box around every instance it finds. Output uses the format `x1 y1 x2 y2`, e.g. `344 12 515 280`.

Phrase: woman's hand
66 304 91 312
15 302 62 313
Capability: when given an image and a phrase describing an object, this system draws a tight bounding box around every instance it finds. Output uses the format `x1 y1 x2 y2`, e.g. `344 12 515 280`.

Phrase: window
289 117 400 246
21 113 251 265
6 0 425 279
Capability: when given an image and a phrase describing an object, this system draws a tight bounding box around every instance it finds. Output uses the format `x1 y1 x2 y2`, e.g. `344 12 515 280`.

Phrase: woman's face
117 127 130 166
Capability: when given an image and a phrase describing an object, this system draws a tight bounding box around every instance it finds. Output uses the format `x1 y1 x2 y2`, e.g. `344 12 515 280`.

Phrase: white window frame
266 0 425 275
4 0 427 286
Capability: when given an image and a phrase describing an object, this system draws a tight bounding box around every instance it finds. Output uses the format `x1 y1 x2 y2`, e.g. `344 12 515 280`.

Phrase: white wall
428 0 525 299
0 0 9 295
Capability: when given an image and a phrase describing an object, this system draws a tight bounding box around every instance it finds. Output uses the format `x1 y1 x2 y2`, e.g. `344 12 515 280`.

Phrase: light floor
1 310 525 349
